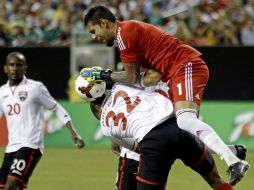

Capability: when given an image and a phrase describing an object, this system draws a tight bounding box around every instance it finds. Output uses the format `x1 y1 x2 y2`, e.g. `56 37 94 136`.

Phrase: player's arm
111 142 121 155
64 119 85 149
110 61 140 84
53 104 85 148
80 64 161 87
140 66 161 87
37 84 85 148
49 105 85 149
109 136 138 152
51 105 85 149
111 63 162 87
130 67 161 88
109 65 161 87
54 104 85 148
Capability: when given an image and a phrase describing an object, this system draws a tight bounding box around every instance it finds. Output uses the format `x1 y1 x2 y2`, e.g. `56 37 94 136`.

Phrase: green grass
0 147 253 190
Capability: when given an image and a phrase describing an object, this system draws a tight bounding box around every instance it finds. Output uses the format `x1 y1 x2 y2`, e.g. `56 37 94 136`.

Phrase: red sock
216 183 233 190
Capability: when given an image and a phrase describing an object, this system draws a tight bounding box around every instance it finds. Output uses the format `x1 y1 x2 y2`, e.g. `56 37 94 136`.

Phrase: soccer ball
75 75 106 101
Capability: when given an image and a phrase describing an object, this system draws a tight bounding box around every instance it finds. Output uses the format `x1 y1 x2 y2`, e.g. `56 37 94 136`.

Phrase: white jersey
119 81 170 159
144 80 170 98
0 77 59 153
100 84 174 148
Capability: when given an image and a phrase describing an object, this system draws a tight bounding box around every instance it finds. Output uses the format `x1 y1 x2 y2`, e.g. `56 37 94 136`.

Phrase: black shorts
116 155 139 190
0 147 42 189
137 117 214 185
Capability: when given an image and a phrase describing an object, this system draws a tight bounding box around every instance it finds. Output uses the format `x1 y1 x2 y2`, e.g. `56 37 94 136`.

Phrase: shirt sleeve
54 104 71 124
37 83 57 110
118 22 140 63
0 101 3 118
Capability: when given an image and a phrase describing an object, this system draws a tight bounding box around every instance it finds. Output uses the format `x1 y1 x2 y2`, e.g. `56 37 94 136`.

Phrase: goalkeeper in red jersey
82 5 249 186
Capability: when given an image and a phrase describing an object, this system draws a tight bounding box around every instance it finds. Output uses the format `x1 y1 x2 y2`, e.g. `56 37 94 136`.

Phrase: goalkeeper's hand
80 67 112 83
80 67 103 82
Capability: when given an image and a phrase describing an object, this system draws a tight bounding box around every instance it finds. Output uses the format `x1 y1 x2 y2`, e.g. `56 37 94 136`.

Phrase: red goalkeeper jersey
114 20 201 81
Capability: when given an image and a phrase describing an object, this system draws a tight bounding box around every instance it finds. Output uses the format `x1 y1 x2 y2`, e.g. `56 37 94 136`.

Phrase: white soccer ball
75 75 106 101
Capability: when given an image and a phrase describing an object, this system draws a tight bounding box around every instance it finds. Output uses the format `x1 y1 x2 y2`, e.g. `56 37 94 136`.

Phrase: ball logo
78 83 94 98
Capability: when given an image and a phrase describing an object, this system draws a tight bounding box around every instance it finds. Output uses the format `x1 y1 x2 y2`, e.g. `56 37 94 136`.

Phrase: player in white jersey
85 68 245 190
114 77 169 190
88 82 235 190
0 52 85 190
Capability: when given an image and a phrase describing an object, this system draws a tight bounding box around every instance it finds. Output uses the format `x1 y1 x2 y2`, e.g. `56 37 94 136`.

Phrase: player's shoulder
26 78 43 85
113 84 142 95
119 20 146 29
120 20 139 25
0 83 8 91
25 78 46 89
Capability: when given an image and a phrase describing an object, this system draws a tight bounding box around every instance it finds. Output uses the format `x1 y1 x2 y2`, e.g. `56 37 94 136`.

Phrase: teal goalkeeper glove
80 67 113 89
80 67 104 82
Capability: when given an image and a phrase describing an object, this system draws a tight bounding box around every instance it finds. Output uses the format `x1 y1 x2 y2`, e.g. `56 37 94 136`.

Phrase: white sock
208 145 237 155
176 109 240 166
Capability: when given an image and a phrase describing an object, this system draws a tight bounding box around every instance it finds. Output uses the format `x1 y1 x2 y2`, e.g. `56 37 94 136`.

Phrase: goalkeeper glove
80 67 113 89
80 67 103 82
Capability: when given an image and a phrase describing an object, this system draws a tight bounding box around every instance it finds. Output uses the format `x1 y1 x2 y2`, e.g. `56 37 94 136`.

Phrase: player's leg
136 149 168 190
179 131 233 190
116 155 166 190
173 59 239 164
136 181 165 190
115 156 138 190
136 119 179 190
176 106 245 165
4 147 42 190
0 152 16 190
208 144 247 160
171 59 249 185
203 166 233 190
4 178 23 190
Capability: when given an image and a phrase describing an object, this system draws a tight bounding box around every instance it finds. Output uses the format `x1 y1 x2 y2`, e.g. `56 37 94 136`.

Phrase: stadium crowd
0 0 254 47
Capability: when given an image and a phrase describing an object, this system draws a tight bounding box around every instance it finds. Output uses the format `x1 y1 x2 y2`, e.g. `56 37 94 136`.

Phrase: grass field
0 147 253 190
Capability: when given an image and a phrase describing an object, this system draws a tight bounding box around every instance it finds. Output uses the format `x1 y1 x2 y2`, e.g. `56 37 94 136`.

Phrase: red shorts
168 57 209 106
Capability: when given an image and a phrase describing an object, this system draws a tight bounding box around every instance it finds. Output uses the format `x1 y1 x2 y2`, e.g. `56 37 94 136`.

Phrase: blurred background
0 0 254 189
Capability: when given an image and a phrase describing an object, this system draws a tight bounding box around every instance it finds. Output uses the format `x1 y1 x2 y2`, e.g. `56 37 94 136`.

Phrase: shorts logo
12 169 22 176
19 91 28 101
195 93 200 100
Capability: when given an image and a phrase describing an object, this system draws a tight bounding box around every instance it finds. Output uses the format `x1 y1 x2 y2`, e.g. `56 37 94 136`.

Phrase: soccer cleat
235 144 247 160
228 160 250 186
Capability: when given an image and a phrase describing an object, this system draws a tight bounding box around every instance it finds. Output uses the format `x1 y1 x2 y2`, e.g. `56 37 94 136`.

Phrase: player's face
5 57 26 83
87 21 114 47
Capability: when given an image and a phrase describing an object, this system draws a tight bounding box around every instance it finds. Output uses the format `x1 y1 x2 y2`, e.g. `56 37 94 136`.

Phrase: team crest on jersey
19 91 28 101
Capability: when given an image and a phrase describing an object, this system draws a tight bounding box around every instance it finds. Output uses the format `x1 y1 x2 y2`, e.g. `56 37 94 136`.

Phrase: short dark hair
6 52 26 65
84 5 116 26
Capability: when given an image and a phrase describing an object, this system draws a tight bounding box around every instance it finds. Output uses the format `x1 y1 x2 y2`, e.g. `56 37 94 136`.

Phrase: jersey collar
7 75 27 86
